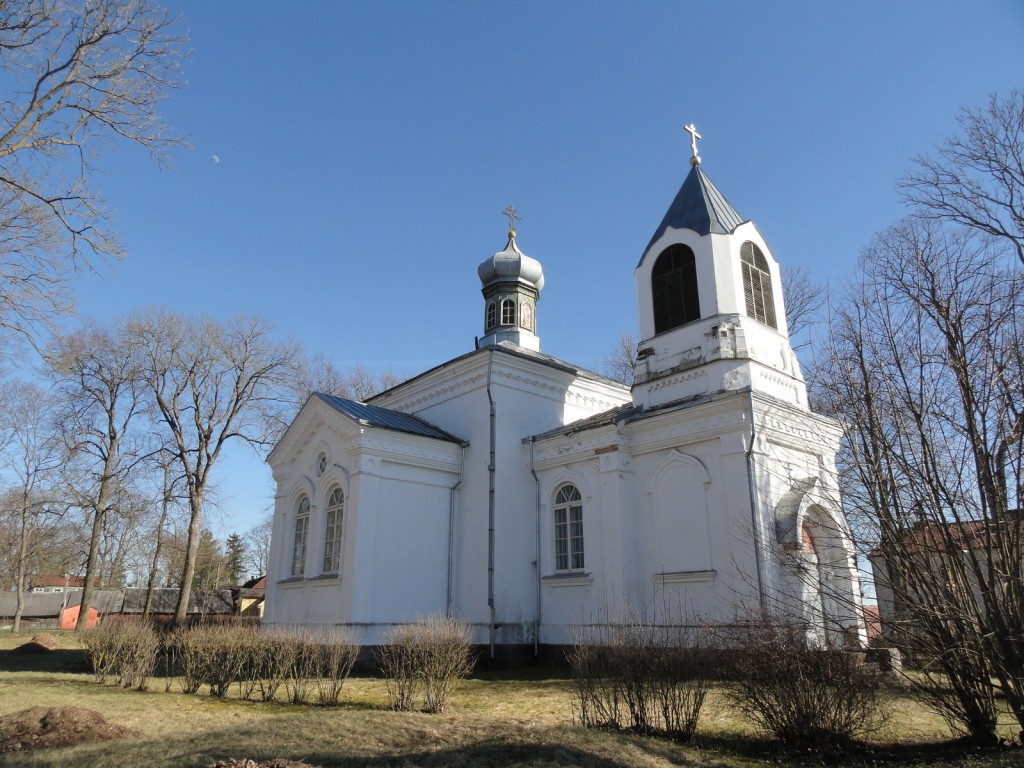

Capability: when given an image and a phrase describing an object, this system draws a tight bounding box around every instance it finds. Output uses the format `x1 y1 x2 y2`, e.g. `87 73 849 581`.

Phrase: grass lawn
1 630 1020 768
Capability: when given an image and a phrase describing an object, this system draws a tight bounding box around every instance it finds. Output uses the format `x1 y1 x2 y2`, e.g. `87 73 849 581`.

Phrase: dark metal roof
314 393 464 443
527 402 641 442
119 588 234 615
643 164 745 259
65 589 125 614
0 592 66 618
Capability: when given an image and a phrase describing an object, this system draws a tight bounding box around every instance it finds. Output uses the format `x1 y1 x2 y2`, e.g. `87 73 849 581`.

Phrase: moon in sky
212 155 220 164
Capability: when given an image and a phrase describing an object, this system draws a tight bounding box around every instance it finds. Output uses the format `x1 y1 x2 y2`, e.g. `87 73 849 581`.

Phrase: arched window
520 301 533 331
740 241 777 329
651 245 700 334
292 496 310 577
554 484 584 571
322 487 344 573
501 298 516 325
485 301 496 330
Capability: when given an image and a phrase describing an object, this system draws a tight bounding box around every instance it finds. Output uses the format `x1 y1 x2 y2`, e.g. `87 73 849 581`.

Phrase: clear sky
65 0 1024 539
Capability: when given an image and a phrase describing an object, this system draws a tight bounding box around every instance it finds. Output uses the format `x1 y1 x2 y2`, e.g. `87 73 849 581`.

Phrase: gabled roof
643 164 745 257
314 393 464 443
368 342 628 407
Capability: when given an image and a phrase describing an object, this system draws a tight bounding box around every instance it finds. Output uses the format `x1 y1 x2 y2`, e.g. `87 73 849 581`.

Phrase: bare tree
0 380 64 630
601 332 637 386
47 320 148 630
127 308 300 625
816 217 1024 742
781 265 826 351
899 89 1024 267
0 0 187 353
242 511 273 579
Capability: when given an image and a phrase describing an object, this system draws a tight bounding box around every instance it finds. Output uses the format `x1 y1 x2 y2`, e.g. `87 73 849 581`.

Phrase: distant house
0 592 69 630
870 517 1022 642
0 587 236 629
234 576 266 619
29 574 85 593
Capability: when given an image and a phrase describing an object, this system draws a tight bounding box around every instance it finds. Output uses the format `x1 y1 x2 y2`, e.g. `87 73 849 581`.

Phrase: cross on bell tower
684 123 702 166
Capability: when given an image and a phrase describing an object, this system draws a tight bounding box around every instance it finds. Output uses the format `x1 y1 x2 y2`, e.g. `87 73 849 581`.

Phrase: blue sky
66 1 1023 538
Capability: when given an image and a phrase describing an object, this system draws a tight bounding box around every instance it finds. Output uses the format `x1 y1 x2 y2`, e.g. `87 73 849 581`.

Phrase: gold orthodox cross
502 204 522 236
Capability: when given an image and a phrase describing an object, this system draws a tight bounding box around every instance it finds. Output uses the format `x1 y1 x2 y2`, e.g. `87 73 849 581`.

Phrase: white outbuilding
265 137 866 655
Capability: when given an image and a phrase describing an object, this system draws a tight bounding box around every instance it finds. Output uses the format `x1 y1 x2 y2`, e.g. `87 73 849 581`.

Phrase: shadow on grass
0 648 90 674
1 715 1021 768
695 731 1021 766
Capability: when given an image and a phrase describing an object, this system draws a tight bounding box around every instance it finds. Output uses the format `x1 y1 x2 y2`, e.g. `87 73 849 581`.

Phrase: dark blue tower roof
643 164 744 258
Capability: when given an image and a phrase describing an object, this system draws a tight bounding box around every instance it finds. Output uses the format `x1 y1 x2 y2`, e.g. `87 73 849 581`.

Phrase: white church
265 130 866 654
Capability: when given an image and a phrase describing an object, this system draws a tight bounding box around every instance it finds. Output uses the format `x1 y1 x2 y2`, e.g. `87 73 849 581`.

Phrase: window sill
309 573 340 583
277 576 306 587
654 570 716 586
543 572 592 587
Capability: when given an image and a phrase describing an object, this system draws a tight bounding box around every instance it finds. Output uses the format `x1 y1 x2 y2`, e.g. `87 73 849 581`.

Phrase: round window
317 453 328 476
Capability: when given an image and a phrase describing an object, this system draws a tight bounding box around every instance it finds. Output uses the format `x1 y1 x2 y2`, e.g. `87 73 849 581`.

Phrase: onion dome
477 231 545 292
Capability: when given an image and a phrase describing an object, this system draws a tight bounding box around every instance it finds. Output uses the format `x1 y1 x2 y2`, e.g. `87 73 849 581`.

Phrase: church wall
368 347 630 646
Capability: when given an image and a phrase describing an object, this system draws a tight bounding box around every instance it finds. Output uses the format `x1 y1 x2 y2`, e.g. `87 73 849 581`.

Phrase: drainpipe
446 443 467 618
485 349 496 658
529 436 541 656
746 390 768 612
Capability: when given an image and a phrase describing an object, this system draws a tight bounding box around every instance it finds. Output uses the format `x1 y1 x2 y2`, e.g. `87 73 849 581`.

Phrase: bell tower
632 126 807 409
477 205 544 352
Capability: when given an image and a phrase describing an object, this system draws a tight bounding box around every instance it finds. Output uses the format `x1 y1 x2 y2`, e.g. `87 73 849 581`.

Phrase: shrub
311 628 361 706
253 629 297 703
569 615 709 742
81 620 160 691
377 615 476 713
726 617 882 750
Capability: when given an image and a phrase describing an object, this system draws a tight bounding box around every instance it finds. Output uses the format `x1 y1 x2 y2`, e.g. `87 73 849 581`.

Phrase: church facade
265 136 866 652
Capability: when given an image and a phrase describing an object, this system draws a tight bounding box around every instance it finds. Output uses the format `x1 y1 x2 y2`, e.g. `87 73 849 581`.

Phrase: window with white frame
501 298 515 325
554 484 584 571
740 241 777 329
486 301 496 330
322 487 344 573
292 496 310 577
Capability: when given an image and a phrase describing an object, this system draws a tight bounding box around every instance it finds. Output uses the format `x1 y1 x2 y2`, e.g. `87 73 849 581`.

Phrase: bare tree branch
0 0 187 354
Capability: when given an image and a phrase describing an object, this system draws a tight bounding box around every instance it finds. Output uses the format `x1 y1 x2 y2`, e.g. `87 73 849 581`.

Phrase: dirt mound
29 634 61 649
0 706 134 754
209 760 316 768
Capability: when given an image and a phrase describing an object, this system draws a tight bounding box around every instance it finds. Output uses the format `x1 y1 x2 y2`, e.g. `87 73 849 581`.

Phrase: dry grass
1 631 1021 768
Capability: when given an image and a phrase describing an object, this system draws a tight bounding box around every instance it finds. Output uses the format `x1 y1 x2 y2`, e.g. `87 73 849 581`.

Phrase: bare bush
287 633 318 705
378 615 475 713
377 626 424 711
81 621 160 691
569 615 709 743
726 618 882 750
254 630 297 703
312 629 361 706
418 616 474 714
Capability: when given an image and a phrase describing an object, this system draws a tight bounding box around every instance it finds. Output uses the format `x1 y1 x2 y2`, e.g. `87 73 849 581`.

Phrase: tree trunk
12 492 30 633
143 467 172 618
173 486 204 626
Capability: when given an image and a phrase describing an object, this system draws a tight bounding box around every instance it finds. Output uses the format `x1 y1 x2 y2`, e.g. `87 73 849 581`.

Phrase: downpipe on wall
486 348 496 658
746 389 768 612
446 443 466 618
529 436 540 656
